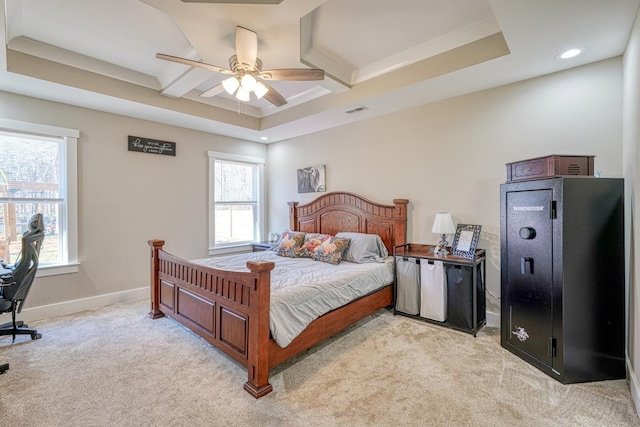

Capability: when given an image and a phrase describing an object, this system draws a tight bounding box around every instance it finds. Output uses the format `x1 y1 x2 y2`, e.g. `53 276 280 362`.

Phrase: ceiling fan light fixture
236 87 251 102
254 81 269 99
157 26 323 108
222 77 240 95
240 74 257 92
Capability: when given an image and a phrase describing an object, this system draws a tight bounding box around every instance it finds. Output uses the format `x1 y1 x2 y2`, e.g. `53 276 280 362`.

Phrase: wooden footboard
148 192 408 398
148 239 276 397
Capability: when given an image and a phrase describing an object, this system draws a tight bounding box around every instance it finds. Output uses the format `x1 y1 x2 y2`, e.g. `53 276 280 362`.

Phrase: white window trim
207 151 265 256
0 118 79 276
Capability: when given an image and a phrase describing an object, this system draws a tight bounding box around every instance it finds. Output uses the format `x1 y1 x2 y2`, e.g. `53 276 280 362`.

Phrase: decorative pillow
298 233 332 258
309 236 351 265
335 232 389 263
275 230 306 257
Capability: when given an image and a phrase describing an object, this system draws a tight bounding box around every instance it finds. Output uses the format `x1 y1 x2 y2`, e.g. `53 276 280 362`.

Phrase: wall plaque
128 135 176 156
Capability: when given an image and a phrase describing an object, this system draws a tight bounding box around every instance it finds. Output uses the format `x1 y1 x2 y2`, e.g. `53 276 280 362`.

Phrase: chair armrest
0 271 14 286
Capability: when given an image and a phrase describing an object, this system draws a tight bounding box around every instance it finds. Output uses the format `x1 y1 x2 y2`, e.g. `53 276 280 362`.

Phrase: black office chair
0 213 45 343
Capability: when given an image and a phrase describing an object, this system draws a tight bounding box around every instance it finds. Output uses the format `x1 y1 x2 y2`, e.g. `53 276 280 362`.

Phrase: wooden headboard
288 192 409 253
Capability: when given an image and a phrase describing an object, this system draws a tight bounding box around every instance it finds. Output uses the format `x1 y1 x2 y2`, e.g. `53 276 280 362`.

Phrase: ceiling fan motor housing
229 54 263 74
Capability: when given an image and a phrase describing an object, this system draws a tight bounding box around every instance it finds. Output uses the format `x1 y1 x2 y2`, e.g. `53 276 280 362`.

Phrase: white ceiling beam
299 13 351 91
8 36 161 90
352 16 501 84
160 67 216 98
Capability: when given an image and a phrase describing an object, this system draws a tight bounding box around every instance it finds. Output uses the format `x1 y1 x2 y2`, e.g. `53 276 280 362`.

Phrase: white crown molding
352 16 501 84
8 36 161 90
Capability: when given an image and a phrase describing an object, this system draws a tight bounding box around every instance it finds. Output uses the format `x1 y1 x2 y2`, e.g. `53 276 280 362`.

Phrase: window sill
37 262 79 277
208 244 252 257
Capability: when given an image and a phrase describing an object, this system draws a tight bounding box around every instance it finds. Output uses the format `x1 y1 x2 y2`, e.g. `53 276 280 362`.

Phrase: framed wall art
297 165 326 193
451 224 482 259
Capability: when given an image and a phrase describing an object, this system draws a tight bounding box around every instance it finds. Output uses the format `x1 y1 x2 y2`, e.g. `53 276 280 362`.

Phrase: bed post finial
393 199 408 217
392 199 409 246
288 201 299 231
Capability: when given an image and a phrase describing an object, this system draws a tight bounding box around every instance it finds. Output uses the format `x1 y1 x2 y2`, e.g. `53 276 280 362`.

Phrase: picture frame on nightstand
451 224 482 259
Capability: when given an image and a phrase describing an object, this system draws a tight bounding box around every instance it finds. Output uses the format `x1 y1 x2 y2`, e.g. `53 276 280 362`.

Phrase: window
0 118 78 276
208 151 265 254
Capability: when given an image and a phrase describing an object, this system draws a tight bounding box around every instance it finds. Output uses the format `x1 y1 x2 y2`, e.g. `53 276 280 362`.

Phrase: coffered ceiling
0 0 638 143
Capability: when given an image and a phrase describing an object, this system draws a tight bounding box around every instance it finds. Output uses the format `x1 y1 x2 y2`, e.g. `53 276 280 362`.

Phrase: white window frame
208 151 265 256
0 118 79 276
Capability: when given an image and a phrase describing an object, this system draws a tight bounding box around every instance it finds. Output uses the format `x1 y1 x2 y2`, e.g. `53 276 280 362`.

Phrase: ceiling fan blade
259 81 287 107
156 53 234 75
235 26 258 70
200 84 225 98
259 68 325 81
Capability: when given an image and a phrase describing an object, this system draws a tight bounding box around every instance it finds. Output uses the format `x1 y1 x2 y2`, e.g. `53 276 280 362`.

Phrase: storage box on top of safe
505 155 594 182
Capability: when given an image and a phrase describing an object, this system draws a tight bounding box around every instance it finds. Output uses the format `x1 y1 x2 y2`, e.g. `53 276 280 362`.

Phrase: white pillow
335 232 388 263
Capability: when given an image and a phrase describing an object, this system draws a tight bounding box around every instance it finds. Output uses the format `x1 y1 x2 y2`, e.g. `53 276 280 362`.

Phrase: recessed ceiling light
260 136 268 141
557 48 583 60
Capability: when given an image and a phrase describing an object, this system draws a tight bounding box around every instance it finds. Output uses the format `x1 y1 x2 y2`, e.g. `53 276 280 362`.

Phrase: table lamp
432 212 456 255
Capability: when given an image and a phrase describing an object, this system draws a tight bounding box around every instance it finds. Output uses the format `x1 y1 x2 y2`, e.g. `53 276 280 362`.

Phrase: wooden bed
148 192 408 398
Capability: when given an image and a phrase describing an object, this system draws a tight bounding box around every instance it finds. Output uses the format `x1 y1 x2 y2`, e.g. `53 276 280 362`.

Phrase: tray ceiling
0 0 638 143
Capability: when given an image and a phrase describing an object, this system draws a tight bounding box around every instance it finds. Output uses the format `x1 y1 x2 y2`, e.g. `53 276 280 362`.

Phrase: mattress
192 251 394 347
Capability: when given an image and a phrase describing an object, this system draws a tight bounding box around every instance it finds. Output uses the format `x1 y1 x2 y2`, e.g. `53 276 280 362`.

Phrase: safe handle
521 257 533 274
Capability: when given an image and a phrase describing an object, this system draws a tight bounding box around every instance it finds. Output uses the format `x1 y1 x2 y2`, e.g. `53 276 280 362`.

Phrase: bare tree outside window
0 132 63 264
214 159 257 245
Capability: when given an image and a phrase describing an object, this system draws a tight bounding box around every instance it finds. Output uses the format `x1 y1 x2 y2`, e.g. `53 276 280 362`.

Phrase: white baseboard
628 356 640 417
18 287 149 323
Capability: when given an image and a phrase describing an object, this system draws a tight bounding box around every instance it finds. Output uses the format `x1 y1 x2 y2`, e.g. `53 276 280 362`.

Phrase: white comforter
192 251 394 348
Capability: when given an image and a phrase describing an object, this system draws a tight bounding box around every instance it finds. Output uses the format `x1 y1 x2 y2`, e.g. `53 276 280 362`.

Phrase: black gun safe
500 177 625 383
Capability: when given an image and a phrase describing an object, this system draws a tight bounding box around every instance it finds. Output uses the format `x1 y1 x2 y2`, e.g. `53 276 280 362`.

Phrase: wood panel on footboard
148 192 408 398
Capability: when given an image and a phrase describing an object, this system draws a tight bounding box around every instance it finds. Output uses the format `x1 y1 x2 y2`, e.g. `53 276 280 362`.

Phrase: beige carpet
0 300 638 427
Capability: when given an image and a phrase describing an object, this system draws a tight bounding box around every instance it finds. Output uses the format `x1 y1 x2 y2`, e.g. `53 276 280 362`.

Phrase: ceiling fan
156 26 325 107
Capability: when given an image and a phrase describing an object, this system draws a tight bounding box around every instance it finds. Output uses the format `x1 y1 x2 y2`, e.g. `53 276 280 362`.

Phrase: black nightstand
252 241 272 252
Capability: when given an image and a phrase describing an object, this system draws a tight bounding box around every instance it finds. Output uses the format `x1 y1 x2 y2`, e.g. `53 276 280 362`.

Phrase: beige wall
0 90 266 309
624 7 640 412
267 58 623 322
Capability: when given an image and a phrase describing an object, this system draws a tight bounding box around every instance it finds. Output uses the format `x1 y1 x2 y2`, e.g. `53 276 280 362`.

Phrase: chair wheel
31 333 41 340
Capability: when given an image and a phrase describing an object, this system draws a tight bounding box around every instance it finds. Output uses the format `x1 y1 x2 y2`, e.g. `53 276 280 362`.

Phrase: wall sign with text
128 135 176 156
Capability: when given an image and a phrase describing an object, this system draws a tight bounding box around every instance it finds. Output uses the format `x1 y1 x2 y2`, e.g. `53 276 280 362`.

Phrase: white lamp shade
432 212 456 234
254 81 269 99
236 87 251 101
240 74 257 92
222 77 240 95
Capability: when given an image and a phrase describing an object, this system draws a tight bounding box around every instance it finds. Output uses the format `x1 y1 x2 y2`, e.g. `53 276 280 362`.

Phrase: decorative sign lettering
128 136 176 156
